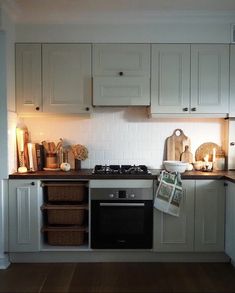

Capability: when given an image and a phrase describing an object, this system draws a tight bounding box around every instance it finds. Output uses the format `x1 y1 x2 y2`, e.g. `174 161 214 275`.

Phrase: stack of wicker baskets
41 181 88 246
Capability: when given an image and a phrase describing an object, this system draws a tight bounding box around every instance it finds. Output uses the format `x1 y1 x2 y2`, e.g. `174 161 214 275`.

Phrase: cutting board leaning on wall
166 129 191 161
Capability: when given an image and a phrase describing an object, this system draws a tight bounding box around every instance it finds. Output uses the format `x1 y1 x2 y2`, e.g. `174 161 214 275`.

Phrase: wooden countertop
8 169 235 183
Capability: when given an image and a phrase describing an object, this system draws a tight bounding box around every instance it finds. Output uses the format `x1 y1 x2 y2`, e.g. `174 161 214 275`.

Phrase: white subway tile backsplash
19 108 224 169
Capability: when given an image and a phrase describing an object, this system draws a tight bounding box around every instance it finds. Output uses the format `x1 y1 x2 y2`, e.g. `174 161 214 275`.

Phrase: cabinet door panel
16 44 42 113
153 180 194 252
93 44 150 77
225 182 235 263
230 45 235 117
191 44 229 114
93 77 150 106
195 180 225 252
43 44 92 113
151 44 190 114
9 180 41 252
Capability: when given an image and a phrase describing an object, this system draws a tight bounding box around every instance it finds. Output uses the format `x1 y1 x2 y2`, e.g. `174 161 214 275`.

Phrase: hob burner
93 165 151 175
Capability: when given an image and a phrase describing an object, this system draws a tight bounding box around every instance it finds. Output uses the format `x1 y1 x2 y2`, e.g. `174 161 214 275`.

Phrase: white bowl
163 161 188 173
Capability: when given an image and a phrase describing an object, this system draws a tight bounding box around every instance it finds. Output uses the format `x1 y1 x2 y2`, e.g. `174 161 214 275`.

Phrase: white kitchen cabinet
92 44 150 106
153 180 194 252
15 44 42 113
225 181 235 264
154 179 225 252
8 180 42 252
195 180 225 252
15 43 92 114
230 45 235 117
151 44 190 114
150 44 229 117
43 44 92 113
191 44 229 114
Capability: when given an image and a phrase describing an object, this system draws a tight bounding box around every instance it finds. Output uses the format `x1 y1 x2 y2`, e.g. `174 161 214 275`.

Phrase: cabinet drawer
93 44 150 77
42 204 87 225
93 77 150 106
43 181 88 202
42 226 86 246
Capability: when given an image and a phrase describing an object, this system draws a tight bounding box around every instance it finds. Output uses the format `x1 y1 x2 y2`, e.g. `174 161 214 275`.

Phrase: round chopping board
195 142 221 162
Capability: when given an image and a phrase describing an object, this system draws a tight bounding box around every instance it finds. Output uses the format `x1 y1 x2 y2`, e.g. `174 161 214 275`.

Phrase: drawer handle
35 106 40 111
183 107 188 112
31 182 35 186
119 71 124 76
191 107 197 112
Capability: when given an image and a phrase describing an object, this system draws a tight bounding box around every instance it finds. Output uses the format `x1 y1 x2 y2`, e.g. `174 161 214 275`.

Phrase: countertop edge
8 169 235 183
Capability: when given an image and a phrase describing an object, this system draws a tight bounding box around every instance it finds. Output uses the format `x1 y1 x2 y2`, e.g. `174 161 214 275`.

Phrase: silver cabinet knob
109 194 114 198
129 194 135 198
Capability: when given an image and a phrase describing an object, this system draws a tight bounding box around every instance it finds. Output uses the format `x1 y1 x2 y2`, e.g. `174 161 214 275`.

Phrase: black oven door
91 200 153 249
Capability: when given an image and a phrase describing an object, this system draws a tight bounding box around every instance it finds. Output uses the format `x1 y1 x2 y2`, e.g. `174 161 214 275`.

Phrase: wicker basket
42 204 87 225
43 182 87 202
42 226 86 246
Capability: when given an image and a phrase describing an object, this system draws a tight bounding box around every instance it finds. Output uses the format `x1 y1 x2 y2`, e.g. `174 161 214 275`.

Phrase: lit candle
212 148 216 162
204 154 209 163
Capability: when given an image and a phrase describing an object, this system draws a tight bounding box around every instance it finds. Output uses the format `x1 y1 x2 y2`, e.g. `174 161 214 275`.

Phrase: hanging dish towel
154 170 183 217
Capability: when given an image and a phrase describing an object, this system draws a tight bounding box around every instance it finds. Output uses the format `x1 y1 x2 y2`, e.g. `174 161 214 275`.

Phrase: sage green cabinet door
195 180 225 252
230 45 235 117
191 44 229 114
8 180 41 252
225 181 235 263
151 44 190 114
93 44 150 77
153 180 194 252
43 44 92 113
16 44 42 113
93 44 150 106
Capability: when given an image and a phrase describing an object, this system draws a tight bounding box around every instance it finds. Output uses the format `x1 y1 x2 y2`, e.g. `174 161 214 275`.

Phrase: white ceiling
3 0 235 24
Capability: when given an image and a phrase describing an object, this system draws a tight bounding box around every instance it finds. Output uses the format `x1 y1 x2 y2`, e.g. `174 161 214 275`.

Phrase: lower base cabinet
195 180 225 252
153 180 225 252
153 180 195 251
225 181 235 263
8 180 42 252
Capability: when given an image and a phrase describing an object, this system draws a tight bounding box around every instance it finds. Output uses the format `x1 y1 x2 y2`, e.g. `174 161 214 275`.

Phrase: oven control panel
90 188 153 200
108 190 135 199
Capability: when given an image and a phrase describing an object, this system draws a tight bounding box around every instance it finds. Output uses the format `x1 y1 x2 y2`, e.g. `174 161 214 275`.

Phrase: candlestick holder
18 151 27 173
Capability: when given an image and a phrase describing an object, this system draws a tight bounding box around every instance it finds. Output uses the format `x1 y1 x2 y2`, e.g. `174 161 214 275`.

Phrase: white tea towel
154 170 183 217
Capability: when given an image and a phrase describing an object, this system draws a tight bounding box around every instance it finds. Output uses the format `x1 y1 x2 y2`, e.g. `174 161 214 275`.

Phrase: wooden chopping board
195 142 221 161
166 129 191 161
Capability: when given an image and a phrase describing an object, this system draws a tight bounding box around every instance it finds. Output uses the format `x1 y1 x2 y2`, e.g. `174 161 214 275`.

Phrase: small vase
75 159 81 170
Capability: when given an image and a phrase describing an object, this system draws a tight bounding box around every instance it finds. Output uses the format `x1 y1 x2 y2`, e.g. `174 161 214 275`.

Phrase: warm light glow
27 143 33 170
16 128 24 152
212 148 216 162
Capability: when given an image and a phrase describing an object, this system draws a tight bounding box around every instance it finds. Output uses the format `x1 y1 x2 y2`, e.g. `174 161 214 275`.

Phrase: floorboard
0 262 234 293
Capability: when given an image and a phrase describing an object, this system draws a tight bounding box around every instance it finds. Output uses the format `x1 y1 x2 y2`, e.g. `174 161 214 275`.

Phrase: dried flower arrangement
71 144 88 160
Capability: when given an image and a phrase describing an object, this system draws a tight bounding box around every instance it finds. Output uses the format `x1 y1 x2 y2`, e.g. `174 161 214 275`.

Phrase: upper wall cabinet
43 44 91 113
230 45 235 117
191 44 229 115
16 44 42 113
151 44 190 114
16 43 92 114
92 44 150 106
150 44 229 117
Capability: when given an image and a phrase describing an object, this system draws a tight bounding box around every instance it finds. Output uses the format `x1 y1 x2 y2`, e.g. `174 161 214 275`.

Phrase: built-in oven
90 180 153 249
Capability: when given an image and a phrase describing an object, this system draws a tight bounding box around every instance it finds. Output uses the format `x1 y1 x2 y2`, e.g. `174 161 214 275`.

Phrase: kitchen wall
15 12 234 43
17 108 225 170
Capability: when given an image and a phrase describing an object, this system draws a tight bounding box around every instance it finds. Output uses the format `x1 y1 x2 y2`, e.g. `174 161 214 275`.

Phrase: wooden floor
0 262 235 293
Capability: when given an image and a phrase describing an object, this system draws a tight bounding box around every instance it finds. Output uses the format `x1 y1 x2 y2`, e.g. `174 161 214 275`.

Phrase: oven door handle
99 203 145 207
